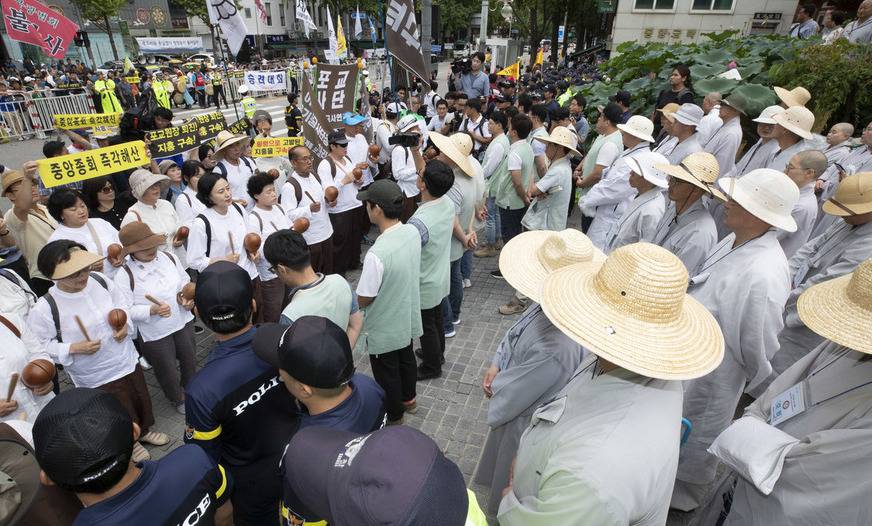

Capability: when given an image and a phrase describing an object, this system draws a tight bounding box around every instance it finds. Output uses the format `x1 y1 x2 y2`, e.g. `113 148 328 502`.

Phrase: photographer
460 52 490 101
375 102 404 169
390 115 427 222
458 98 492 161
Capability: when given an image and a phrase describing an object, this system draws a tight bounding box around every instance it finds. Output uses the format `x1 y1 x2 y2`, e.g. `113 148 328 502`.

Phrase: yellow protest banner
54 113 122 129
251 137 305 157
125 76 141 84
37 141 149 189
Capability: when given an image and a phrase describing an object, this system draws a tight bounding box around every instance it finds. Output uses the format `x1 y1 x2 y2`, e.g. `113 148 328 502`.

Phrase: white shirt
114 251 193 342
459 114 491 154
0 269 35 322
317 157 363 214
604 187 666 253
122 199 186 267
423 90 441 119
247 205 292 280
357 224 406 297
48 219 120 277
374 120 397 164
217 158 255 209
0 314 53 424
346 132 376 185
668 134 703 164
776 183 818 259
651 199 718 276
594 140 621 168
481 135 508 180
280 171 333 245
254 155 294 190
174 186 207 227
29 274 138 388
391 146 421 198
187 205 258 279
427 113 448 132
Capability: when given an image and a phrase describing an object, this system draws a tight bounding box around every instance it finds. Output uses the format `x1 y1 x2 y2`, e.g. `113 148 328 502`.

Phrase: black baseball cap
497 78 515 88
495 93 515 104
356 179 404 211
194 260 253 326
611 90 631 106
328 129 349 146
253 316 354 388
33 388 133 488
283 426 468 525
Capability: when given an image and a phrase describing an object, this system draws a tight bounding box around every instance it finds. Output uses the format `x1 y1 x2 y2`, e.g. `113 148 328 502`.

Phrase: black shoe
490 269 503 279
414 348 445 364
417 366 441 381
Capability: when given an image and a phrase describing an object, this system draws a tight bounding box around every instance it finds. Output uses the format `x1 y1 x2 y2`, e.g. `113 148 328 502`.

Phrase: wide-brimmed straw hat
1 169 24 195
626 151 669 188
798 258 872 354
656 152 725 200
772 106 814 140
752 105 784 125
657 102 680 119
717 168 799 232
616 115 655 143
533 126 581 158
499 229 605 303
774 86 811 108
822 172 872 217
429 132 475 177
540 243 725 380
50 248 104 280
119 221 167 253
213 130 249 160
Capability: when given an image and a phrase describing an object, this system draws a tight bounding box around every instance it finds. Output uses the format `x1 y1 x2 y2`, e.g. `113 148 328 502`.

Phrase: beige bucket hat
429 132 475 177
798 258 872 354
772 106 815 140
717 168 800 232
752 105 784 125
499 229 605 303
616 115 655 143
656 152 726 200
540 243 725 380
50 248 105 280
657 102 680 121
774 86 811 108
213 130 250 160
129 169 169 201
822 172 872 217
533 126 581 158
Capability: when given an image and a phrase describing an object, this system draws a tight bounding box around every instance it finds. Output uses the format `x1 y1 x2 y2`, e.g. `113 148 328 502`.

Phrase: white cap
627 151 669 188
386 102 407 115
397 114 420 132
237 85 249 95
752 105 784 125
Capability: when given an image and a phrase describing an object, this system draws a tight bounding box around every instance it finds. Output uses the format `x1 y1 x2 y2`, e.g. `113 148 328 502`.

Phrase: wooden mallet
6 373 18 402
74 315 91 341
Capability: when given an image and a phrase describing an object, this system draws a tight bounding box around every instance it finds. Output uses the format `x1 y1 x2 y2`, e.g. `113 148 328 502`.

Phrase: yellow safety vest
94 79 121 113
152 81 170 109
466 490 488 526
241 96 257 119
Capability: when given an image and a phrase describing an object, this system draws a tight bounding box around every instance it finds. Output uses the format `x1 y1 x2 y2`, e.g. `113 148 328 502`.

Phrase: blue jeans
484 196 501 245
460 250 472 280
499 206 527 244
441 258 463 333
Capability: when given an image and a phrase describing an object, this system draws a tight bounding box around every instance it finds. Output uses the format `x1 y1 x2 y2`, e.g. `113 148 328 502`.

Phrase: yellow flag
535 48 544 66
337 16 348 59
497 62 520 78
123 56 135 74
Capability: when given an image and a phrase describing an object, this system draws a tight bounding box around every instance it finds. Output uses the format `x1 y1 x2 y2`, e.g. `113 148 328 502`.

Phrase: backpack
120 90 159 140
121 251 178 291
196 203 244 258
44 273 109 343
280 172 322 206
250 205 286 232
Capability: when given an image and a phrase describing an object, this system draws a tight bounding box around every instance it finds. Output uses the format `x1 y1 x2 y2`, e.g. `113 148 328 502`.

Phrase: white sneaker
463 278 472 289
445 328 456 338
138 356 152 370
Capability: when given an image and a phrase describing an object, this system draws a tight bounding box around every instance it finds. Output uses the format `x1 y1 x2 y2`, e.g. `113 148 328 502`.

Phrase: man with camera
458 98 492 162
390 115 427 222
460 52 490 102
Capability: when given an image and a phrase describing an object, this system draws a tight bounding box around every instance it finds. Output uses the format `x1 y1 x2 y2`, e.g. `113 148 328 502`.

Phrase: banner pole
214 25 241 123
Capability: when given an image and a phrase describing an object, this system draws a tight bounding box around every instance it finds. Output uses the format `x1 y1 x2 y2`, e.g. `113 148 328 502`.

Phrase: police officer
184 261 299 525
284 92 303 137
238 85 257 120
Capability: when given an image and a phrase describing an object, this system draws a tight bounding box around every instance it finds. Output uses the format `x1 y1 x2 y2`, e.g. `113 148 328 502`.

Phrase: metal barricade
30 92 97 138
0 90 94 140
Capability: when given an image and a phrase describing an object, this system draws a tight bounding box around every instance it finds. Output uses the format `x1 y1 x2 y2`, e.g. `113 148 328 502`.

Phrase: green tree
169 0 210 25
434 0 479 40
69 0 126 61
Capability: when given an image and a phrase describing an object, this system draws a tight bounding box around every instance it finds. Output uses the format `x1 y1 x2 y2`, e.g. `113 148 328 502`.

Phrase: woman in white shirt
115 222 196 415
121 169 186 266
46 188 123 277
175 160 208 228
0 312 53 424
28 240 168 462
247 173 291 323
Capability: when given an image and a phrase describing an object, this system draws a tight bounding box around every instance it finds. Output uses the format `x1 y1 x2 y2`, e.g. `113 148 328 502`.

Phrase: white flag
354 6 363 38
295 0 316 38
326 5 339 64
207 0 248 57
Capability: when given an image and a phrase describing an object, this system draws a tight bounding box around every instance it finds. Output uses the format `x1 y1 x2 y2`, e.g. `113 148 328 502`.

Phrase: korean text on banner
251 137 305 157
385 0 429 83
147 111 227 157
228 117 250 136
38 141 149 189
1 0 78 59
54 113 122 129
300 71 336 163
244 70 287 91
313 63 358 125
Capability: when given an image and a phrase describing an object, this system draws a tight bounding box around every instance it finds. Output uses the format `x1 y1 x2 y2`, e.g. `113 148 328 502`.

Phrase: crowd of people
0 34 871 525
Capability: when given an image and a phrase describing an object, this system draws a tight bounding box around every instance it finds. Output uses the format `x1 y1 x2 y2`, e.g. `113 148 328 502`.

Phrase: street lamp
501 2 513 39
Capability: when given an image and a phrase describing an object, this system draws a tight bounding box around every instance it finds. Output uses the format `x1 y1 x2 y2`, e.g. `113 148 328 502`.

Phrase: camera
389 132 421 148
451 58 471 75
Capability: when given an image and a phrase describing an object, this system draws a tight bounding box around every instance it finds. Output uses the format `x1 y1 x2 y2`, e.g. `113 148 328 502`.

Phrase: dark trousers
329 208 364 275
400 194 420 223
499 206 527 244
229 451 284 526
309 236 334 275
369 342 417 422
213 85 228 108
257 277 287 323
419 304 445 375
138 322 197 404
441 258 463 333
98 365 155 435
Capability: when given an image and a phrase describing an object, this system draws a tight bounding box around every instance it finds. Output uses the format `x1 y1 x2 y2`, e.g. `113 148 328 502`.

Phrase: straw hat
657 102 680 118
717 168 799 232
534 126 581 158
50 248 104 280
752 105 784 125
119 222 167 253
774 86 811 108
129 169 169 201
616 115 655 143
822 172 872 217
656 152 726 200
626 151 669 188
429 132 475 177
772 106 814 140
499 229 605 303
1 170 24 195
540 243 724 380
213 130 249 160
798 258 872 354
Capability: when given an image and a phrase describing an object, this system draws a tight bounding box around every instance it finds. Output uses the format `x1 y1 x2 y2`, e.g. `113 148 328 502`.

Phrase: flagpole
214 25 241 122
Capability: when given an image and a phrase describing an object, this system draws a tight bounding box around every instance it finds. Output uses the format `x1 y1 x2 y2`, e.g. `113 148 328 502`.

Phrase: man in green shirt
408 160 456 380
356 180 423 425
263 229 362 348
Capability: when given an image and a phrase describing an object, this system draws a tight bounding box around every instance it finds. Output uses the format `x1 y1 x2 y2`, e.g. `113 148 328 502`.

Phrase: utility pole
421 0 432 78
478 0 489 51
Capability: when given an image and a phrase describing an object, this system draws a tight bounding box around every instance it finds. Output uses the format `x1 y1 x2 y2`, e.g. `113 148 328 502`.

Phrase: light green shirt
495 140 536 210
447 168 484 262
522 155 573 231
410 197 454 309
280 274 353 330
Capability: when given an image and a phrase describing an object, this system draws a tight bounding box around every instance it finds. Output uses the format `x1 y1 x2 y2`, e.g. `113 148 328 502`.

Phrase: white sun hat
752 105 784 125
533 126 581 157
616 115 655 143
626 151 669 188
717 168 800 232
772 106 815 140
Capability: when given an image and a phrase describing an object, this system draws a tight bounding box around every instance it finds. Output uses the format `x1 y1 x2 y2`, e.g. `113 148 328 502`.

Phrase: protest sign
37 141 148 189
0 0 78 59
312 63 359 125
385 0 430 82
146 111 227 157
54 113 122 129
300 71 336 162
251 137 304 157
244 70 287 91
227 117 250 136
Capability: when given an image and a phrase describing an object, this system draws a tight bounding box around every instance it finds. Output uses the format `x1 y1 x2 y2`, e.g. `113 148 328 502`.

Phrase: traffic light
74 31 90 47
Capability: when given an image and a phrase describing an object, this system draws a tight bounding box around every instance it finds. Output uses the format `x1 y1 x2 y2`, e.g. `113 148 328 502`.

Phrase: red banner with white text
1 0 78 59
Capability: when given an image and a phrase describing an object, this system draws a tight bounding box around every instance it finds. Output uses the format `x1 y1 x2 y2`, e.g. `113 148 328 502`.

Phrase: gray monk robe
651 199 717 276
473 304 584 515
696 341 872 526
